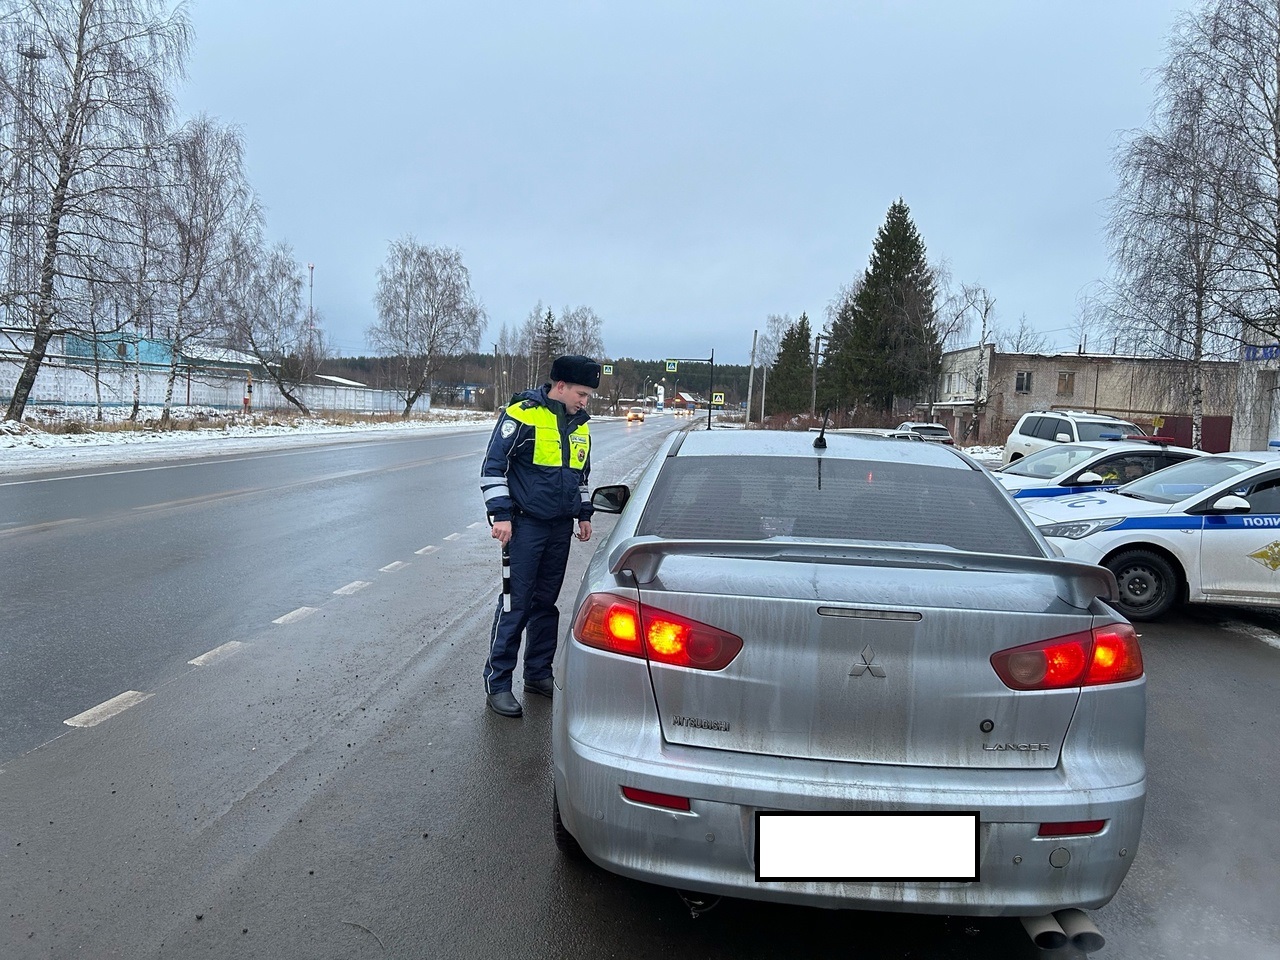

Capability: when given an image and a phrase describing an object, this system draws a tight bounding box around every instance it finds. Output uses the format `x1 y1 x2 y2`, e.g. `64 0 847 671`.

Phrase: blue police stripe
1014 484 1120 499
1112 516 1203 532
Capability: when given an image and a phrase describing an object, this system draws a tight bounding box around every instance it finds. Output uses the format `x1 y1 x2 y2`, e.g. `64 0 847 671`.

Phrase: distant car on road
996 439 1203 500
626 406 645 422
1022 449 1280 619
896 421 955 444
553 428 1145 923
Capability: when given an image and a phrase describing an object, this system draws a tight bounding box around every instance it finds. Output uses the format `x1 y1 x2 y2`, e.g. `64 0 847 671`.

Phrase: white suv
1002 410 1144 465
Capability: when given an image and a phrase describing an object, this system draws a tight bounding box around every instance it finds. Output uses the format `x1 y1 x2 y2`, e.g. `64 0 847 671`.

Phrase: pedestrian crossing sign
602 364 613 376
712 392 725 406
666 360 678 372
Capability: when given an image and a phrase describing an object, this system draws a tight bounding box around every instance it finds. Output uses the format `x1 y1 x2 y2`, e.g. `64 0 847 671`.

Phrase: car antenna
813 408 831 449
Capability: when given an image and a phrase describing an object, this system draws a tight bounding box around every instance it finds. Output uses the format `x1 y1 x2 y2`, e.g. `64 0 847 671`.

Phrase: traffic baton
501 540 511 612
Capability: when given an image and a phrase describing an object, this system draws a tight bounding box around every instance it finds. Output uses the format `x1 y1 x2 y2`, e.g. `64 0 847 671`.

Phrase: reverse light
1036 517 1124 540
991 623 1143 690
621 786 691 811
572 593 744 670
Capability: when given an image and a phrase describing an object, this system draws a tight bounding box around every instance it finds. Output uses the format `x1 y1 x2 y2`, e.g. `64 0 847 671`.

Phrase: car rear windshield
1076 420 1141 441
912 425 951 438
638 456 1040 555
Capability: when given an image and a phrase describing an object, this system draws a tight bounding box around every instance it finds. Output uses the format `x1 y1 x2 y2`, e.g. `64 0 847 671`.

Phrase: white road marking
467 522 484 529
0 518 84 538
380 561 409 573
272 606 318 625
1224 620 1280 650
64 690 153 728
443 533 461 541
333 580 372 595
414 545 439 555
188 641 246 666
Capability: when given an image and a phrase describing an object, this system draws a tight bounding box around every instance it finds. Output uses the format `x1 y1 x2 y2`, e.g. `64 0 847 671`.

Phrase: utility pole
745 330 757 428
810 334 829 417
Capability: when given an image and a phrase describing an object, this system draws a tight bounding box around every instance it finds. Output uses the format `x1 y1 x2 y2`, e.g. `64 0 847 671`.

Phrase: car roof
1024 410 1137 422
672 428 976 467
1206 449 1280 464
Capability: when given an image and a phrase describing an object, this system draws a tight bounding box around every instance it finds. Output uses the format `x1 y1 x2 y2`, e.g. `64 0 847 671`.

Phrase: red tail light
990 623 1143 690
572 593 744 670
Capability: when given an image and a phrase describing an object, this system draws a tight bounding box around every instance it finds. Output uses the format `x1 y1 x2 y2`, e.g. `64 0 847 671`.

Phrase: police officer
479 354 600 717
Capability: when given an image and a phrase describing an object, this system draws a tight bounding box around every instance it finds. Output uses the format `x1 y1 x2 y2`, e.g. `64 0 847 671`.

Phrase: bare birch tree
1108 18 1242 446
367 236 485 417
0 0 189 422
220 235 325 415
150 116 255 425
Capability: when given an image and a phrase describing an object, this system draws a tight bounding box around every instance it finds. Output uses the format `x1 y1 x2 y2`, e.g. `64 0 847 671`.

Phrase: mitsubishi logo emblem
849 645 886 678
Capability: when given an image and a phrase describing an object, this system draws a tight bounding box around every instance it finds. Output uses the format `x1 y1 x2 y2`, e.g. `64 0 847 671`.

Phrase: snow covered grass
0 404 497 475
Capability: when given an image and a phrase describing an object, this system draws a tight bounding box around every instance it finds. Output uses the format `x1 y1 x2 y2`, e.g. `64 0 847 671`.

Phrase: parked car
552 429 1145 920
1022 449 1280 620
626 406 645 422
809 427 925 441
996 439 1203 500
1002 411 1145 465
896 421 955 444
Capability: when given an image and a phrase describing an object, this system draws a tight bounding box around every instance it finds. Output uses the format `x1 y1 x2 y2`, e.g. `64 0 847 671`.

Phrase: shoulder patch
500 419 517 438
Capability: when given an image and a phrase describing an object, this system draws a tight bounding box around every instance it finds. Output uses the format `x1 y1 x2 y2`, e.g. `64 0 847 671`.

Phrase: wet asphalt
0 420 1277 959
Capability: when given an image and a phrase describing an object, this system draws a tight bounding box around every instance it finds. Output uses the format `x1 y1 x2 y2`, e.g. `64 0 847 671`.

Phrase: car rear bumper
553 721 1145 916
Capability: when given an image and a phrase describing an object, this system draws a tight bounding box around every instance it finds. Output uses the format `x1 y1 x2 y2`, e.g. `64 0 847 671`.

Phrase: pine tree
825 199 938 413
766 314 814 415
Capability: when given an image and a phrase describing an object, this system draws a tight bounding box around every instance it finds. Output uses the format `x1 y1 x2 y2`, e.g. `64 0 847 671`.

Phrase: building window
1015 371 1032 393
1057 371 1075 396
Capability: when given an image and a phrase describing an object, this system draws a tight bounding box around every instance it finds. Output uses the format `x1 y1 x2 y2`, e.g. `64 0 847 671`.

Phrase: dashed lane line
272 606 318 625
443 533 462 541
415 545 439 555
380 561 409 573
333 580 372 595
467 522 484 529
64 691 153 728
188 641 246 666
0 517 84 538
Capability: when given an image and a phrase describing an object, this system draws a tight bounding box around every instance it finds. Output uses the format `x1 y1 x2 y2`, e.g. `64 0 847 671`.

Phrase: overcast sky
177 1 1188 366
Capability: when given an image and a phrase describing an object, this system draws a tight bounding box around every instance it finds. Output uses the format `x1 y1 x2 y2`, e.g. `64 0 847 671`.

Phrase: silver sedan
551 428 1146 921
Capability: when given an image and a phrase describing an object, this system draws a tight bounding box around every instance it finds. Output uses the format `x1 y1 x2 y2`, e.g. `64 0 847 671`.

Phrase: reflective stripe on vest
506 403 590 468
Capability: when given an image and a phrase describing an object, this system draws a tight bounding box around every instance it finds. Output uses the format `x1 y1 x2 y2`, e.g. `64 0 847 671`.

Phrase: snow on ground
0 406 497 476
1 406 1007 476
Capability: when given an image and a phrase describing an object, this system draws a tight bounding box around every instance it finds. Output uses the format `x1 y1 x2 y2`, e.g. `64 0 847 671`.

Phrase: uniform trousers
483 514 574 693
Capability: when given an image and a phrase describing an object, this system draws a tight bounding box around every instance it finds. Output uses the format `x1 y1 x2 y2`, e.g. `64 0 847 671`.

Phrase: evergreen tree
766 314 814 415
539 308 566 378
825 199 938 413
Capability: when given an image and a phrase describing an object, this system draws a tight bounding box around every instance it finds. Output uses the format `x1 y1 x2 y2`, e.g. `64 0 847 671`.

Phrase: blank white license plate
755 811 980 882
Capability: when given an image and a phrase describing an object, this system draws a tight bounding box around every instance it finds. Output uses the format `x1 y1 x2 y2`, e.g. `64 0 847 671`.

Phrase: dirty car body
551 430 1146 916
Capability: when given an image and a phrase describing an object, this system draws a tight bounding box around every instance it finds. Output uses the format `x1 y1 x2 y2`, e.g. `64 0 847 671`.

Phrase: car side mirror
1206 494 1251 514
591 484 630 514
1076 472 1104 484
1054 433 1072 443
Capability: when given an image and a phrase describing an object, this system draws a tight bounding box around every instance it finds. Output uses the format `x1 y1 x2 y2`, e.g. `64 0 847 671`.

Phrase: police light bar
1126 434 1175 445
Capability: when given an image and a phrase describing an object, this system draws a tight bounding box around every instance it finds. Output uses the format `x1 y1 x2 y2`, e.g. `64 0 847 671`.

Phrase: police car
995 438 1203 500
1021 450 1280 619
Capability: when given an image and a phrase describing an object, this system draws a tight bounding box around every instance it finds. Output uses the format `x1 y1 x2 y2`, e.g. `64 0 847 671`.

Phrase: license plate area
755 811 980 882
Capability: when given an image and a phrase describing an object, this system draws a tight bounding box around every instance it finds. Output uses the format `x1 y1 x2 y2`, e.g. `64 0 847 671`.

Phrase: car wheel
553 786 584 859
1106 549 1179 620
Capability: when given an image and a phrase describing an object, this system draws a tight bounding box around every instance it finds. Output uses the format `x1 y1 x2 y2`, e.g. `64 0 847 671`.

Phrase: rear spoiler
607 536 1117 608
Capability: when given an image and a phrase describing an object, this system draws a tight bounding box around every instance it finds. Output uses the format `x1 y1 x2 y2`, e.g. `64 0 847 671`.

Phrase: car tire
553 786 585 859
1106 549 1179 620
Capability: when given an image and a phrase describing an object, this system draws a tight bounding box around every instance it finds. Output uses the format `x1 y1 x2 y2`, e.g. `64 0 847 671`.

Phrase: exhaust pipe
1019 913 1068 950
1054 908 1106 953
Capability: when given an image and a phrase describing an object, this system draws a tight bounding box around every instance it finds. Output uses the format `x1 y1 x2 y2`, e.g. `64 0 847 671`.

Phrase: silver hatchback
551 429 1146 918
